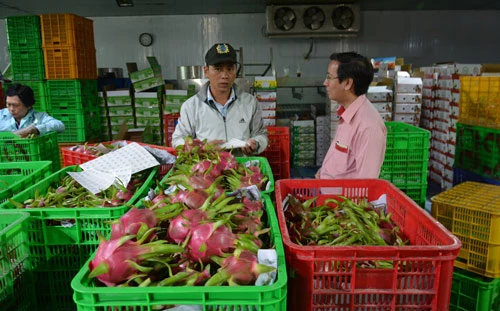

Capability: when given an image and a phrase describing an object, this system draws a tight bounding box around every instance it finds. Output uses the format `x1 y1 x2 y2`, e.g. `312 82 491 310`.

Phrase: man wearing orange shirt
316 52 386 179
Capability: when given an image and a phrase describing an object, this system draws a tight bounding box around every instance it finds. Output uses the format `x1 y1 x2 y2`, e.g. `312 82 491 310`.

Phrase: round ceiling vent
303 6 325 30
274 7 297 31
331 5 355 30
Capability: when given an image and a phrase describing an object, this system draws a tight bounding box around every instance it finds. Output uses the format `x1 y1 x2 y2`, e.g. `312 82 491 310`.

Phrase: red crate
275 179 461 311
258 126 290 180
61 141 176 175
163 113 180 147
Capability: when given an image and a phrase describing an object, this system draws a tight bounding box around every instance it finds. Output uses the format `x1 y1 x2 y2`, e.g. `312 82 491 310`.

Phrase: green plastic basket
0 131 60 172
6 15 42 50
9 48 45 81
0 165 157 311
381 122 430 187
236 157 275 195
0 161 53 205
0 212 36 311
71 194 287 311
450 268 500 311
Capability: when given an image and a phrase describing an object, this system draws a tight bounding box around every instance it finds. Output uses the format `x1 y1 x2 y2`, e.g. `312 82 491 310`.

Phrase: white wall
1 10 500 80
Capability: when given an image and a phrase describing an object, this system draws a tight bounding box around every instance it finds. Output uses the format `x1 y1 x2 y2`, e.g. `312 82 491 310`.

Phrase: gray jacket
172 82 268 155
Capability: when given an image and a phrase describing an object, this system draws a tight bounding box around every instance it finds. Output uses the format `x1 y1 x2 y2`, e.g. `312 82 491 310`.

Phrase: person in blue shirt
0 83 65 137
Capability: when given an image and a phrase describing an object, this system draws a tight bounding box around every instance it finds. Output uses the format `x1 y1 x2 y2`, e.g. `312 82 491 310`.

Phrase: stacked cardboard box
128 57 164 93
393 76 422 126
367 86 394 122
315 115 330 166
254 77 277 127
291 120 315 168
421 64 482 189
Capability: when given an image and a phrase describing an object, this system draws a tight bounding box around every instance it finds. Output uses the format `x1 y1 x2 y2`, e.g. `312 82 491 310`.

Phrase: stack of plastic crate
40 13 96 80
380 122 430 207
46 79 101 142
258 126 290 180
6 15 48 111
40 14 99 144
453 76 500 184
431 182 500 310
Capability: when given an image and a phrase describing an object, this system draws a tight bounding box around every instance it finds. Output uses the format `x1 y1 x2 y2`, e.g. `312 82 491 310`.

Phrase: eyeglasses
326 74 339 81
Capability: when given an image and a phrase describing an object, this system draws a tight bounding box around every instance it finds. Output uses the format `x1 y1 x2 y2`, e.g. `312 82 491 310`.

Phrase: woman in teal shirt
0 84 65 137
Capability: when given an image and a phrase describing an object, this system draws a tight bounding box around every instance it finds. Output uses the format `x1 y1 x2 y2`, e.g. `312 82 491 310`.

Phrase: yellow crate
459 76 500 129
431 181 500 277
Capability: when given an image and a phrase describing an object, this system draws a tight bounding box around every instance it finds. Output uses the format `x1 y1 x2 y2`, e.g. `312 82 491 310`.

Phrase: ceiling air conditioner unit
266 4 360 38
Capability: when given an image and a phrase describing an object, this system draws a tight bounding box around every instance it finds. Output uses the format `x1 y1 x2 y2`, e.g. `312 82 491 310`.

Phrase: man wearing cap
172 43 268 155
0 83 65 137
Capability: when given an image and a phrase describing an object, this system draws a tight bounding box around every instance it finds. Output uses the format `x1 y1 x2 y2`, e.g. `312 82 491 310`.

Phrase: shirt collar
207 86 236 106
338 94 367 123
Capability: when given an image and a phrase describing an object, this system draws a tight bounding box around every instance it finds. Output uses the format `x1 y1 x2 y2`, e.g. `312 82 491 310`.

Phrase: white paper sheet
80 142 159 174
219 138 247 149
74 143 159 194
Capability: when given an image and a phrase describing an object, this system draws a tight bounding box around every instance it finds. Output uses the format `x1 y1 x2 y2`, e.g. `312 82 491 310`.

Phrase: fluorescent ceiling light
116 0 134 7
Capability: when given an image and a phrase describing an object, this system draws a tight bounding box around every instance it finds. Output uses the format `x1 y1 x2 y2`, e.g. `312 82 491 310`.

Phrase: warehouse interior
1 1 499 311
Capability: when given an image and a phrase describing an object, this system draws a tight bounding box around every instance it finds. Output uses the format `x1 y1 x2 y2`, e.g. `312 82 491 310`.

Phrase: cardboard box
261 110 276 118
259 102 276 110
263 118 276 127
393 103 421 114
455 64 481 76
315 115 329 127
133 76 164 93
254 76 277 90
128 57 162 83
395 93 422 104
367 86 393 102
396 77 423 93
372 102 392 113
256 91 276 101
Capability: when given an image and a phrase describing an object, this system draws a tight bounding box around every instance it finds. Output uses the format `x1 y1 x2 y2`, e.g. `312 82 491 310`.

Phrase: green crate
381 122 430 186
450 268 500 311
0 212 36 311
71 194 287 311
52 108 102 143
455 123 500 179
6 15 42 50
0 161 52 205
9 48 45 81
0 165 157 311
396 183 427 207
46 79 98 111
0 132 60 172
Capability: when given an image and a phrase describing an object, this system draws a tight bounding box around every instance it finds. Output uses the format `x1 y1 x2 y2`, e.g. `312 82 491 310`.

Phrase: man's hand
208 139 225 146
241 139 258 155
315 168 321 179
13 124 39 138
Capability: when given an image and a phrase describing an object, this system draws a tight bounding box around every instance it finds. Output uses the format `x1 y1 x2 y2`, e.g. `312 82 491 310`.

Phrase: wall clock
139 33 154 47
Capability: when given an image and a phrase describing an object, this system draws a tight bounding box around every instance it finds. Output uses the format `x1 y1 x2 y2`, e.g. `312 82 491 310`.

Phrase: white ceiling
0 0 499 19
